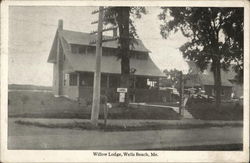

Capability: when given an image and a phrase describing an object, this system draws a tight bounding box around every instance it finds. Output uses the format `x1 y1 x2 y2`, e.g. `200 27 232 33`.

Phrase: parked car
188 94 215 104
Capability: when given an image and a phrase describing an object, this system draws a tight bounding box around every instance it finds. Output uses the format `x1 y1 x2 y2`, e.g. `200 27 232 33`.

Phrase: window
136 53 148 60
147 78 158 89
221 89 225 96
109 76 119 88
101 74 108 88
79 73 94 86
71 44 78 54
88 47 96 54
103 48 116 56
79 46 86 54
136 77 148 89
69 74 77 86
130 52 148 60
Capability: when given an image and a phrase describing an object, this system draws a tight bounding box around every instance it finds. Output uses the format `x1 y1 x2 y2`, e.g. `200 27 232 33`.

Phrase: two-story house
47 20 166 104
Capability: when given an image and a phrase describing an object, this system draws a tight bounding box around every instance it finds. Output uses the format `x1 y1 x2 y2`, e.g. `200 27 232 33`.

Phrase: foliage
103 7 147 105
159 7 243 72
103 7 147 58
163 69 181 87
159 7 244 107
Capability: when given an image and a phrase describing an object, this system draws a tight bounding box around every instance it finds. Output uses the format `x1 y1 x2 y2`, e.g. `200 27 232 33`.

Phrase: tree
163 69 181 88
159 7 243 108
104 7 147 106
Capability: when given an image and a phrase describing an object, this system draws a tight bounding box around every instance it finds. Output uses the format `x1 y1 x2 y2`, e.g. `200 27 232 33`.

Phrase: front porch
62 72 169 104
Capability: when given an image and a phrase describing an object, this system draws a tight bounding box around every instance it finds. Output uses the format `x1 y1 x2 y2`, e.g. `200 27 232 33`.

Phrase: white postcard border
1 1 249 162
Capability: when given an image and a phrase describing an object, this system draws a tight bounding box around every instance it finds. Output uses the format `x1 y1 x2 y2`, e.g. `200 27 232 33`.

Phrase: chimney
113 28 117 37
58 19 63 31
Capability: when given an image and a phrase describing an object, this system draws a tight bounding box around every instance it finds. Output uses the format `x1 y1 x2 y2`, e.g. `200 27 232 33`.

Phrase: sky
8 6 189 86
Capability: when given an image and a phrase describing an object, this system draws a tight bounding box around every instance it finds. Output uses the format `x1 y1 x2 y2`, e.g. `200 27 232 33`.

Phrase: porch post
107 74 110 88
77 72 80 86
133 75 136 89
156 77 159 90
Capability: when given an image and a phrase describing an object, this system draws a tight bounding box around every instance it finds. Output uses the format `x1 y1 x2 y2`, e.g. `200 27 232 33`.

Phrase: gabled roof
48 29 150 63
48 29 164 77
185 61 234 87
60 30 150 52
47 31 59 63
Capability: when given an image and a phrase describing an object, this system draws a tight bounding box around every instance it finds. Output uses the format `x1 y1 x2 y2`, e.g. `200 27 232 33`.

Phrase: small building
47 20 166 104
185 61 243 99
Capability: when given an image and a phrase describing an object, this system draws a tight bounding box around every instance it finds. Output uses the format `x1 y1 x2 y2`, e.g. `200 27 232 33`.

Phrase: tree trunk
117 7 130 107
213 58 222 109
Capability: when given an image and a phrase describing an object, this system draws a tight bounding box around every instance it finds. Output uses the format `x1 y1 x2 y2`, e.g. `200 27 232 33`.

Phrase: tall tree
159 7 243 108
163 69 181 88
104 7 147 106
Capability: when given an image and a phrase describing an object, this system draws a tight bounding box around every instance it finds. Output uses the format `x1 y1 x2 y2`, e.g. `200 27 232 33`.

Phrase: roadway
8 118 243 150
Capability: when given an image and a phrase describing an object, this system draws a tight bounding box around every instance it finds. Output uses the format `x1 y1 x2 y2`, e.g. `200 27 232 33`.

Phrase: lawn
8 91 181 120
8 91 243 120
187 102 243 120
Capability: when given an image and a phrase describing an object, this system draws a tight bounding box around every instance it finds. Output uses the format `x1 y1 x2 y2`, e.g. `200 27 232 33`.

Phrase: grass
8 91 180 120
9 91 243 121
187 102 243 120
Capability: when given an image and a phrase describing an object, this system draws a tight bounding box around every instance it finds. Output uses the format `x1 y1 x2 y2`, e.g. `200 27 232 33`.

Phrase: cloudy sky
8 6 189 86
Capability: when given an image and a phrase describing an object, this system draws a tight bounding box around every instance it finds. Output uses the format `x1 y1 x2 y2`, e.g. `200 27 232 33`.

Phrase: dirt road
8 118 243 150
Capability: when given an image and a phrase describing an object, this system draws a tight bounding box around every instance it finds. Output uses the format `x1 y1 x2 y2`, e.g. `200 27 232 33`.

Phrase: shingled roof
48 29 164 77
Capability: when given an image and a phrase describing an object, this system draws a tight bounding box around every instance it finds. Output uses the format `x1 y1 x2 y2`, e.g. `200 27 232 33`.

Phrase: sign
117 88 127 93
119 92 126 102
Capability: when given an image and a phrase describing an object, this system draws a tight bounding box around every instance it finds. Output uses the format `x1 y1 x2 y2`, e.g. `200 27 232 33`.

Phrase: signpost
117 88 128 93
117 88 127 103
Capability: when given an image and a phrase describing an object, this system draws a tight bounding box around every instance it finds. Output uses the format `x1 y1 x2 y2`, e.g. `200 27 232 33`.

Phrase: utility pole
90 7 104 126
90 7 118 126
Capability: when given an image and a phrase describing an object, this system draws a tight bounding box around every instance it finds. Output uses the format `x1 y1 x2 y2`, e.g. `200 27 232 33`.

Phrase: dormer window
137 53 148 59
71 44 86 55
130 52 148 60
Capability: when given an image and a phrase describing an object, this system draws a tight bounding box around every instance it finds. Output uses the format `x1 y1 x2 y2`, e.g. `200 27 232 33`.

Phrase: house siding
52 63 57 94
54 36 64 96
62 86 79 100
